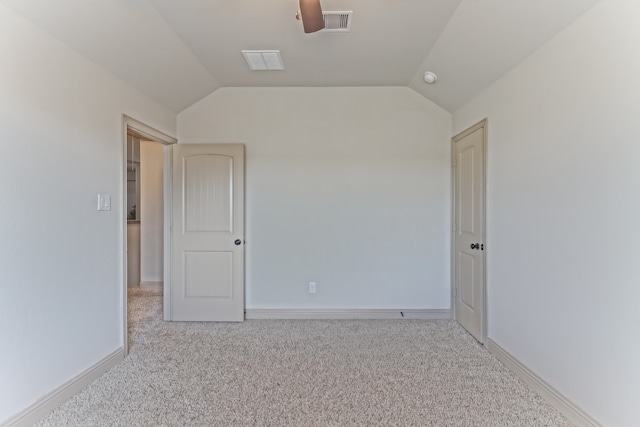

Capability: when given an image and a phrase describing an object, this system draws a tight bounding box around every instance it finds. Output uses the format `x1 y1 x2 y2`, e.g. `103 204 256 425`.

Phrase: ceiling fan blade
299 0 325 33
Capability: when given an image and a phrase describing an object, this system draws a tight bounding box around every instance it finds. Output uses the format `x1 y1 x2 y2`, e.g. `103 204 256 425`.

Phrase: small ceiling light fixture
423 71 438 84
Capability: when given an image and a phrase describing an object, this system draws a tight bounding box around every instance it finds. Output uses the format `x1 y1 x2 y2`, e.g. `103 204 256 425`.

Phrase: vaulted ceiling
1 0 602 113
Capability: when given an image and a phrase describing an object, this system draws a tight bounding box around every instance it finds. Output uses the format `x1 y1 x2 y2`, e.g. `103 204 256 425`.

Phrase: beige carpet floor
36 289 572 426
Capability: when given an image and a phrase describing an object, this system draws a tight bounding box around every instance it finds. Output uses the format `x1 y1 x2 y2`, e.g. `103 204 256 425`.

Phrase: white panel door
453 121 485 342
171 144 244 321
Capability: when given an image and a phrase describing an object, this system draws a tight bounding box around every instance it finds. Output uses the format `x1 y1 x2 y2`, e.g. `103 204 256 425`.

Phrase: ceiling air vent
241 50 284 70
321 11 352 32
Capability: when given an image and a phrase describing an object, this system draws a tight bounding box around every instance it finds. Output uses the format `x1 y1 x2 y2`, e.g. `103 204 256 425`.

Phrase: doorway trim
451 118 488 344
122 115 177 354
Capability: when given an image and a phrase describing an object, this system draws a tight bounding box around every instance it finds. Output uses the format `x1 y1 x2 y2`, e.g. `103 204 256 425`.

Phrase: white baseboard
1 348 124 427
140 281 163 291
485 339 602 427
245 308 451 320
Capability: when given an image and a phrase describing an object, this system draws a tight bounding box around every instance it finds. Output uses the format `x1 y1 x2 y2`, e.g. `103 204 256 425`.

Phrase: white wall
178 87 452 310
0 4 175 423
453 0 640 425
140 140 164 282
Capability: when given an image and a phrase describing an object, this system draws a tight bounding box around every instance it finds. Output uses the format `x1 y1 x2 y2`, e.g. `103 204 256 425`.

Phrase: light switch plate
97 194 111 211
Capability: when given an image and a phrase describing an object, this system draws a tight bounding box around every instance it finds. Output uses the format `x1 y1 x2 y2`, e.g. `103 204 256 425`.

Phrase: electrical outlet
308 282 317 294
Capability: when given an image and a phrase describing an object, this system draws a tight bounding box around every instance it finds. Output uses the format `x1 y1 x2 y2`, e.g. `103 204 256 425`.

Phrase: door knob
470 243 479 250
234 239 242 246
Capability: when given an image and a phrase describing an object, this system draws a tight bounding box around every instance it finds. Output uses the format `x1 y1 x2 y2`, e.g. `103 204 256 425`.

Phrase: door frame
122 115 177 354
451 118 488 344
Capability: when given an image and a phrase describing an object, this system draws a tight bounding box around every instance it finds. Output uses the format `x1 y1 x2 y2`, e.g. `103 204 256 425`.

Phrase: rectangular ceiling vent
241 50 284 71
321 11 352 32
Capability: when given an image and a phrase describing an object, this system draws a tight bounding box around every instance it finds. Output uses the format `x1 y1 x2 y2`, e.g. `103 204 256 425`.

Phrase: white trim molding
140 281 163 291
486 339 602 427
163 145 173 321
121 116 177 349
245 309 451 320
123 115 177 145
2 348 124 427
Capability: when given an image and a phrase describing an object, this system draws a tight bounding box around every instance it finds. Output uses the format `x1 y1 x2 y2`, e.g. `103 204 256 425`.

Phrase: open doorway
126 135 164 292
122 116 176 354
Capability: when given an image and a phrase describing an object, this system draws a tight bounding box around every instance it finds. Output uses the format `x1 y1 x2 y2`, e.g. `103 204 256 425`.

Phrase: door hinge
452 158 457 167
452 222 457 232
453 287 457 297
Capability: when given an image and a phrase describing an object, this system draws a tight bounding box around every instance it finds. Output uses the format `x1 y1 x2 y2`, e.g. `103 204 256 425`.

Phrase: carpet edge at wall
1 348 125 427
486 338 602 427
